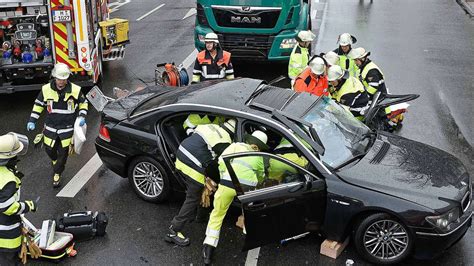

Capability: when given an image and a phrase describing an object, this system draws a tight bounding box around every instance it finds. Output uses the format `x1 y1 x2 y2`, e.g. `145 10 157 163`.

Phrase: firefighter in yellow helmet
192 32 234 83
0 133 37 265
27 63 88 188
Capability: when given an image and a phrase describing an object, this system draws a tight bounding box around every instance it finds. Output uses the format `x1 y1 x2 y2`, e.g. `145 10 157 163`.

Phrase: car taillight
99 123 111 142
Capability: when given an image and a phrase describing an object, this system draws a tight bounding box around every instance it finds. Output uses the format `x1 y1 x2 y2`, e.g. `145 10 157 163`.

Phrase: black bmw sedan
95 78 472 264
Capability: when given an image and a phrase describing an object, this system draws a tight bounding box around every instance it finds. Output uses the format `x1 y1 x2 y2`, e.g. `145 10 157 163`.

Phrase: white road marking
109 0 131 14
182 8 197 20
311 9 317 20
56 153 103 198
136 3 165 21
245 247 260 266
182 49 198 69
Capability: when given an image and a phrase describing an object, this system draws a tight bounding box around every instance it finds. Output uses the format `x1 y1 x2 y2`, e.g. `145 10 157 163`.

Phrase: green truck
195 0 311 61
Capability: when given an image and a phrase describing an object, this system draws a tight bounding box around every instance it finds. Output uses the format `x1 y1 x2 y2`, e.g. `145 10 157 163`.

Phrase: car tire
353 213 413 265
128 156 170 203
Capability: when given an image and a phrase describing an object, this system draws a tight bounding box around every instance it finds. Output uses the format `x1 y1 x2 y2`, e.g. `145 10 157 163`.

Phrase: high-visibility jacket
288 45 310 80
0 166 34 252
182 114 224 132
175 124 232 185
358 60 387 96
192 49 234 83
334 47 358 77
331 76 370 118
294 68 329 97
218 143 264 190
268 139 308 182
29 81 88 148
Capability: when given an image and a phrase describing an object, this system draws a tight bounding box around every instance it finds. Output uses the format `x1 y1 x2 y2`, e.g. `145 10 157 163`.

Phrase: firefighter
327 65 370 119
165 119 236 246
288 30 315 86
268 138 308 182
323 51 340 67
0 132 37 265
202 130 268 265
192 32 234 83
333 33 358 77
183 114 225 136
26 63 88 188
348 47 387 97
293 57 329 97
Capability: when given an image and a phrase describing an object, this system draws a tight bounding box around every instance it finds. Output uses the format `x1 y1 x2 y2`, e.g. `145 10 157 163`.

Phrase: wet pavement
0 0 472 265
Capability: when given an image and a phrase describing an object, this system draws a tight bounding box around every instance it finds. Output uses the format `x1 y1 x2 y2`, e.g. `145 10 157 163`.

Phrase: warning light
82 52 87 57
81 47 87 52
82 58 87 63
80 71 86 76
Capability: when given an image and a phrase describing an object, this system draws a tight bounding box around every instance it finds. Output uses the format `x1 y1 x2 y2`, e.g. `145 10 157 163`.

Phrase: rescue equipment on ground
56 211 108 240
21 216 77 263
155 62 189 86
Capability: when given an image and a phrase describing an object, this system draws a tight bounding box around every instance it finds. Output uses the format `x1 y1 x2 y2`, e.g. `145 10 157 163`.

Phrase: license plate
52 10 71 23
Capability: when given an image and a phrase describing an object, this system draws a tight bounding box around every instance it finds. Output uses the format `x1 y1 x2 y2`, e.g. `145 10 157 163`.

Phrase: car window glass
224 154 307 194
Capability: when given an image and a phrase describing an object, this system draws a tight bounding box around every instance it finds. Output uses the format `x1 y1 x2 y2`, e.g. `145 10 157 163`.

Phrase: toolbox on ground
56 211 108 240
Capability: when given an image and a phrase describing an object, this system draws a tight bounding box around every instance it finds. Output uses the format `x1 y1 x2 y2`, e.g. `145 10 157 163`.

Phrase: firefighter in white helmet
192 32 234 83
0 132 37 265
348 47 387 98
327 65 370 119
334 33 358 77
288 30 316 85
293 57 329 96
27 63 88 188
322 51 340 67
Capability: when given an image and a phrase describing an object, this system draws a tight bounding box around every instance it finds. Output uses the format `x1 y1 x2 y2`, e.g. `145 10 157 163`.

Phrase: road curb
457 0 474 17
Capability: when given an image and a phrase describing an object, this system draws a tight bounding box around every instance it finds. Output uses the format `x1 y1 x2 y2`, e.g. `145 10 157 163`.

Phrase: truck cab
195 0 311 61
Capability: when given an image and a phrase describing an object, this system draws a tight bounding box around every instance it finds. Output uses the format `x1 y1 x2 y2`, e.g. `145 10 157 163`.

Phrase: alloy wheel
363 219 409 261
133 161 164 198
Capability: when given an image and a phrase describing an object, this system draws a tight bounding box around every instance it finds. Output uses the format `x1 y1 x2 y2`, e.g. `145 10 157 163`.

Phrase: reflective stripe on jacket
332 77 370 118
288 45 309 80
0 166 33 252
360 61 386 95
294 68 329 97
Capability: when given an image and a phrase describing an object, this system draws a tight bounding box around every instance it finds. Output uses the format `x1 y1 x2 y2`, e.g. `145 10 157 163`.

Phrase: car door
221 152 327 251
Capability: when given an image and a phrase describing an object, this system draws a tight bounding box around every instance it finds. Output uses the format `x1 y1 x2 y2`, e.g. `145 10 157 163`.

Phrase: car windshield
303 97 371 167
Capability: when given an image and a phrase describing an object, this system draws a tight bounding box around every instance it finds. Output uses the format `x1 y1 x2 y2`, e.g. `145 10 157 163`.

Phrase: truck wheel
128 156 170 203
353 213 413 264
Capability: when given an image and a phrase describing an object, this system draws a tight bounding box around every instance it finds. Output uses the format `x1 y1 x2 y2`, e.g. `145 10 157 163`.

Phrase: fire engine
0 0 129 93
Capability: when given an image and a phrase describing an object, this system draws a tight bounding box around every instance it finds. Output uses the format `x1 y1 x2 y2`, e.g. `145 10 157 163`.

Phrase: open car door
222 152 327 251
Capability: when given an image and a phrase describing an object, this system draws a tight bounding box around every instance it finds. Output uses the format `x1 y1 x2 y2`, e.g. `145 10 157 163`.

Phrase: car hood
337 132 470 211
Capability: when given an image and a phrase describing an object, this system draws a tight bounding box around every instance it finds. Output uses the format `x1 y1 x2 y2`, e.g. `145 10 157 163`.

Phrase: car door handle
247 202 266 210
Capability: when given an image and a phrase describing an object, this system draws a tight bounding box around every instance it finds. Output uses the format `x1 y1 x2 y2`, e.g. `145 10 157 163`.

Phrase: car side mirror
304 180 312 190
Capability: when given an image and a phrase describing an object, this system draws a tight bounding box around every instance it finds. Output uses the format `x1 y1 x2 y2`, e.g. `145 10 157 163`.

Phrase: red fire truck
0 0 129 93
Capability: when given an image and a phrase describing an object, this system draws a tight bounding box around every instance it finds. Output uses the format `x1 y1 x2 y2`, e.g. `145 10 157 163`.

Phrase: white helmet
337 33 357 46
323 51 340 66
348 47 370 60
297 30 316 42
0 132 29 159
309 57 326 75
327 65 345 81
244 130 269 151
223 119 236 133
204 32 219 44
51 63 71 80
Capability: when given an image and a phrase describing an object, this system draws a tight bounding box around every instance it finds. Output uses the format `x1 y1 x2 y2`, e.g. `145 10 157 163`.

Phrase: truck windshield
303 97 371 167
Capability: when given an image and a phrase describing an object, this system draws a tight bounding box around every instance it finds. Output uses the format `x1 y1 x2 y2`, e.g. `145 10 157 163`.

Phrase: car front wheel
128 156 170 203
354 213 413 264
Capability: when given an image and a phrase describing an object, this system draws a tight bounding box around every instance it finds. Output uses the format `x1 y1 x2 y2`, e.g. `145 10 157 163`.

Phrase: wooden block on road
320 237 349 259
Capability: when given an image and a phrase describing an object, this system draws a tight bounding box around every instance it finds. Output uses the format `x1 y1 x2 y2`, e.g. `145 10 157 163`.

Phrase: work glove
78 117 86 126
200 177 217 208
25 199 37 212
27 122 35 131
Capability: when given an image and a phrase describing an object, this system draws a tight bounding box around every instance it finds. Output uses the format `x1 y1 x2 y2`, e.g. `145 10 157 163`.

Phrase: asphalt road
0 0 472 265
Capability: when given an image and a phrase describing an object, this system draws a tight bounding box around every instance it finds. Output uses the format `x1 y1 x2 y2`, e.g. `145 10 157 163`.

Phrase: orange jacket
294 68 329 97
197 50 231 67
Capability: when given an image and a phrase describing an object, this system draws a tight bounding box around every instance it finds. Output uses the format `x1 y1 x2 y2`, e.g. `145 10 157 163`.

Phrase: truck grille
211 6 281 29
217 33 273 59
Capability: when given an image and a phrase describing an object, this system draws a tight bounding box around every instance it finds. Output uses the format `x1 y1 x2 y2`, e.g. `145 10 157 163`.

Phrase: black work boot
164 226 190 246
202 244 215 265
